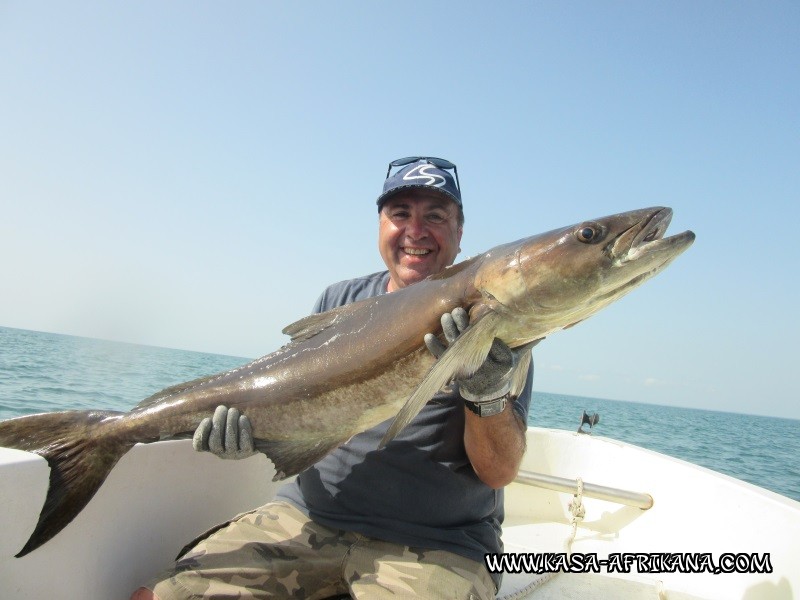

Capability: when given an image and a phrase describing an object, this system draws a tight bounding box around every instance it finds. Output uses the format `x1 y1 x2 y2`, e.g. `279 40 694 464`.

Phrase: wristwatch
463 394 508 417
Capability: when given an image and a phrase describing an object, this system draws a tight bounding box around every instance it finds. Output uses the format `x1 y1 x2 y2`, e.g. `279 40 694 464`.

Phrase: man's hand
193 405 257 459
424 307 535 487
424 307 526 402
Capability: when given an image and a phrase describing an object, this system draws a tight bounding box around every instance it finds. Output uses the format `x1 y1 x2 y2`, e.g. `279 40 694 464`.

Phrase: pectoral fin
379 311 503 447
507 338 542 399
509 348 532 399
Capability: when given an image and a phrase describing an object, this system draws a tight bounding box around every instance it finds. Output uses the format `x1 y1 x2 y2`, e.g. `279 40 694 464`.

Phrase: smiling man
377 160 464 292
133 157 534 600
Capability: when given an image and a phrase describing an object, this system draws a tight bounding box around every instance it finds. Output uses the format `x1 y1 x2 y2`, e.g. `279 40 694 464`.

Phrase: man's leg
135 501 355 600
344 538 496 600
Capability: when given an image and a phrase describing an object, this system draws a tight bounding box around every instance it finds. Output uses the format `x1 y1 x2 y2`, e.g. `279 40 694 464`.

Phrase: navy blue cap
377 159 462 209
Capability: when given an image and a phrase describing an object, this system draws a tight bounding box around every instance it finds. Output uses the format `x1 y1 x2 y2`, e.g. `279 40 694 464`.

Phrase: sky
1 2 797 419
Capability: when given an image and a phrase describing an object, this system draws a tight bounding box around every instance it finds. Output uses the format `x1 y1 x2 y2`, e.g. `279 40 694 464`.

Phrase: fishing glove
424 307 532 403
193 405 257 459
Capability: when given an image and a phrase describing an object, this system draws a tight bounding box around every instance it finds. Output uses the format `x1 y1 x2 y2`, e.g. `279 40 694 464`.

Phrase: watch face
480 399 506 417
466 396 507 417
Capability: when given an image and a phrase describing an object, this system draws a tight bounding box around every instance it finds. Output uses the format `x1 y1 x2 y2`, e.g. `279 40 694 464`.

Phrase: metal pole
514 469 654 510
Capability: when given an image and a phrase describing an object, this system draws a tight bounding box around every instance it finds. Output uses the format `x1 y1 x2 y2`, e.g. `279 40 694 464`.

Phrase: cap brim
376 184 462 209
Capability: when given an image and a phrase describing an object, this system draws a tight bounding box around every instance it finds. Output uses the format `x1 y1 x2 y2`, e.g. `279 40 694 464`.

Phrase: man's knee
130 587 160 600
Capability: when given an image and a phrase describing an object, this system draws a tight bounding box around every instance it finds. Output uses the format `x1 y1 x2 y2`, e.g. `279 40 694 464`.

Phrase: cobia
0 206 694 556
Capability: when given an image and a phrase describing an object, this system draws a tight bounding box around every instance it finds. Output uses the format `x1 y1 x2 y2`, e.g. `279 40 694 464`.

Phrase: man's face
379 191 463 292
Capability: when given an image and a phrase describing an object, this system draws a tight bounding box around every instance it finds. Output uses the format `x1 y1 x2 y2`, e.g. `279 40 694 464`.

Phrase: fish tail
0 410 129 557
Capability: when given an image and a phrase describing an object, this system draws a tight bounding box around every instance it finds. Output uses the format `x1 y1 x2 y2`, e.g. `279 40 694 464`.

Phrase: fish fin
507 338 542 398
379 311 503 448
134 372 224 409
282 297 381 342
0 410 130 557
509 349 532 399
254 436 345 481
281 313 336 342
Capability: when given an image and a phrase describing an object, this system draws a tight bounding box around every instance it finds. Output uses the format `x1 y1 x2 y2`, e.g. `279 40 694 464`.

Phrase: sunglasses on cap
385 156 461 192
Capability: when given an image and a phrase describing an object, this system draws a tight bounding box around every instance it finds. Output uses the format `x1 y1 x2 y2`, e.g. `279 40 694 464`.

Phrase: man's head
377 157 463 225
377 157 464 292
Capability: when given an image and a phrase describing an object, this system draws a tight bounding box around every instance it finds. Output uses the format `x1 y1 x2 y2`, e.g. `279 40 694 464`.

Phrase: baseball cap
377 157 462 209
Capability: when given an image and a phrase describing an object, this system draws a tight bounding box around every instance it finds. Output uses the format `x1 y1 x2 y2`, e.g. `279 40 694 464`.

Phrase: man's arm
425 307 534 489
464 398 527 488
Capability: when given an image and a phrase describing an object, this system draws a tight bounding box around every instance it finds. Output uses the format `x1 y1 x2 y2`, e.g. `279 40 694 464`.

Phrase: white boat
1 427 798 599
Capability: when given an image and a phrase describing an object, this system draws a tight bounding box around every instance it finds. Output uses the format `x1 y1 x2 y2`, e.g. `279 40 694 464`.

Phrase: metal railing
514 469 654 510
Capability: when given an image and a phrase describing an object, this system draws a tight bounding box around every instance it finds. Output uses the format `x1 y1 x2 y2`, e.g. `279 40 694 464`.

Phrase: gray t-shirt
277 270 533 586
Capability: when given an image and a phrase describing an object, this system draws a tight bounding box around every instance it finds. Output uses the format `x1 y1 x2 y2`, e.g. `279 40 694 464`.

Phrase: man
133 157 534 600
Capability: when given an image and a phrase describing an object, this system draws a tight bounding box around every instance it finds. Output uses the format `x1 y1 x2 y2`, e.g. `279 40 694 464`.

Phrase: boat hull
1 428 797 599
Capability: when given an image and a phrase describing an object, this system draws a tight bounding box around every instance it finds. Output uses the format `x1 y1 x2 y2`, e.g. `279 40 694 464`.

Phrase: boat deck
498 522 703 599
2 428 799 599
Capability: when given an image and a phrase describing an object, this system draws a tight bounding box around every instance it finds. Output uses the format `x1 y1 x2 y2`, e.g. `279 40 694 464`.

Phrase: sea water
1 326 798 502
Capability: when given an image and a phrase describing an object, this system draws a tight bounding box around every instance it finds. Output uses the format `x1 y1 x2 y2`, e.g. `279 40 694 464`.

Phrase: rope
497 477 585 600
565 477 586 557
497 572 556 600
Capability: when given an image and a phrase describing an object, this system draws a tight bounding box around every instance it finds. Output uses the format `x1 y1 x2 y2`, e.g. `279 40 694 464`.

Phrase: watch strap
463 395 507 417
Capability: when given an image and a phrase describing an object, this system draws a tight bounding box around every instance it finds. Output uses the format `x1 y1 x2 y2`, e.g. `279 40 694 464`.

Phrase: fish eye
576 226 599 243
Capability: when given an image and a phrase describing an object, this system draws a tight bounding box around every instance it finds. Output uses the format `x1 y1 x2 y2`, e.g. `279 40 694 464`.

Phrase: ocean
1 325 798 502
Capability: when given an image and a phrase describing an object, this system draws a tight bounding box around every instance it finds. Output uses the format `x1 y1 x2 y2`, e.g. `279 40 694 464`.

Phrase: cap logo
402 164 446 187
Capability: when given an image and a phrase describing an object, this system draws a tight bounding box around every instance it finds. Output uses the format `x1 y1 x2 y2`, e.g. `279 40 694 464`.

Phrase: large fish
0 207 694 556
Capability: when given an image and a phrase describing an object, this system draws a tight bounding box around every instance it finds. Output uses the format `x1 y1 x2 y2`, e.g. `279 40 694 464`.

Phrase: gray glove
424 307 526 403
193 405 257 459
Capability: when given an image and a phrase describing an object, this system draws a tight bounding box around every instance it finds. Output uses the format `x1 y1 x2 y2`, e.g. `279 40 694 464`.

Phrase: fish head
474 207 695 346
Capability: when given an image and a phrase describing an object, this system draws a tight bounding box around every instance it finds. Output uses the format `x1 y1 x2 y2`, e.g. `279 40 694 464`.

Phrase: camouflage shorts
147 501 495 600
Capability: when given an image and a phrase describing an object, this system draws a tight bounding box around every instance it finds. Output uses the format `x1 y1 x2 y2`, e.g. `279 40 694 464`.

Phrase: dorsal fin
282 312 340 342
282 300 374 342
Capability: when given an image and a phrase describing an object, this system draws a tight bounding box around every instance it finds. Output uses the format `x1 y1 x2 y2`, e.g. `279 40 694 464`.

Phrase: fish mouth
611 207 695 265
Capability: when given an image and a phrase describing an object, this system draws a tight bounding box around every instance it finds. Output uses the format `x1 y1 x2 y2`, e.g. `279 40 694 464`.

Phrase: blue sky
1 2 797 419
